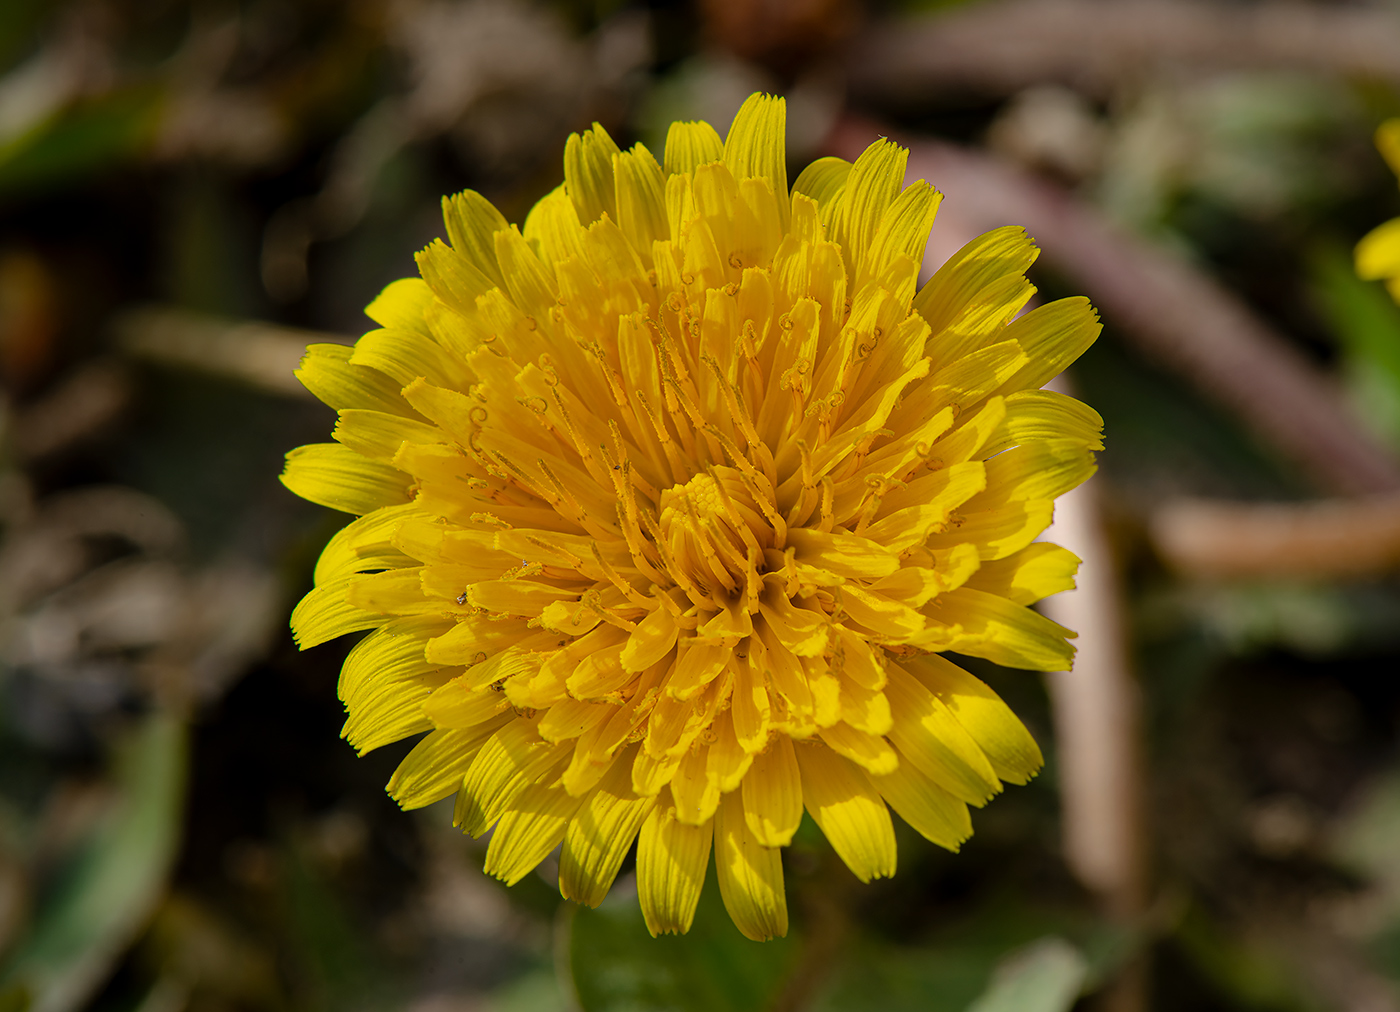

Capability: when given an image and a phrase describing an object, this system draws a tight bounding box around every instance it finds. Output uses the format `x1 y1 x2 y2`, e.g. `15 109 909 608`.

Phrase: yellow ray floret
1357 119 1400 304
282 93 1103 940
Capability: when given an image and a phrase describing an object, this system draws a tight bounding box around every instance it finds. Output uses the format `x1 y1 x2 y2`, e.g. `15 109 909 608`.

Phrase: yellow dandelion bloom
282 94 1103 941
1357 119 1400 303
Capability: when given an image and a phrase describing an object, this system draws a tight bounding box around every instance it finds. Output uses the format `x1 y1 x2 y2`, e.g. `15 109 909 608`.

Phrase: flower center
656 467 774 599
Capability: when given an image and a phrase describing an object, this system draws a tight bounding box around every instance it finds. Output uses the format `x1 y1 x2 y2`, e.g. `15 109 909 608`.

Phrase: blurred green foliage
569 875 799 1012
0 715 185 1011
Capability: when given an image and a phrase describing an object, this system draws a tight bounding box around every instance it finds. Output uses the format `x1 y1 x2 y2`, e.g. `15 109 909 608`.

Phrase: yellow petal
494 224 559 321
997 296 1101 393
456 717 567 836
290 577 382 649
903 655 1044 785
664 120 723 177
345 567 441 617
817 720 898 775
700 599 756 643
637 789 713 936
387 718 512 810
671 741 719 826
922 397 1007 468
539 599 602 637
415 238 494 320
351 322 472 390
838 679 893 736
924 273 1037 365
560 748 658 907
365 277 435 334
614 144 668 258
560 715 621 797
396 379 476 447
338 615 453 708
333 409 442 462
342 663 451 755
985 389 1104 456
963 542 1080 606
918 586 1076 671
723 93 788 230
538 697 612 743
861 180 942 287
565 122 621 225
393 521 505 569
925 499 1055 561
868 546 980 609
757 581 830 657
740 735 802 846
621 606 679 673
791 156 851 215
424 615 538 666
706 709 755 791
632 748 681 797
523 184 585 272
794 743 896 882
839 584 924 639
566 643 632 700
666 640 730 700
829 138 907 276
714 789 788 941
753 626 814 720
467 579 580 616
884 662 1001 805
1376 119 1400 177
422 678 512 729
914 224 1039 339
785 528 900 579
832 627 886 691
805 655 843 729
485 781 585 885
280 443 412 515
969 439 1096 509
296 342 419 416
731 655 772 754
442 189 509 290
1356 217 1400 280
869 748 972 852
863 461 986 552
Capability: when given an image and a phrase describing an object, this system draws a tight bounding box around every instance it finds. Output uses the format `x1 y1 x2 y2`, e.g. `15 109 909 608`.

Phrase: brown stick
1151 493 1400 580
112 305 350 399
846 0 1400 101
1041 476 1149 923
827 118 1400 496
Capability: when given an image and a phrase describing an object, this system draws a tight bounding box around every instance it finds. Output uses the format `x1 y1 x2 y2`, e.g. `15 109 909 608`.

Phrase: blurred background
3 0 1400 1010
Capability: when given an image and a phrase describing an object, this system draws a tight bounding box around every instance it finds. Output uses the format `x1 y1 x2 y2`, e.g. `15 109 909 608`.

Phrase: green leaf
566 867 800 1012
813 940 1000 1012
964 937 1087 1012
1173 902 1310 1010
0 88 163 200
1309 241 1400 446
0 713 186 1012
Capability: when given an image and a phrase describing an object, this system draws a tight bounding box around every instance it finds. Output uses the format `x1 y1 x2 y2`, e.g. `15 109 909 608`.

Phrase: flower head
282 94 1103 940
1357 119 1400 302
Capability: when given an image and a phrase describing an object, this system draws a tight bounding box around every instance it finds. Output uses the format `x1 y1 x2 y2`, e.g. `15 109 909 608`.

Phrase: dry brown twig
112 306 348 399
1040 470 1150 1012
1152 493 1400 580
847 0 1400 101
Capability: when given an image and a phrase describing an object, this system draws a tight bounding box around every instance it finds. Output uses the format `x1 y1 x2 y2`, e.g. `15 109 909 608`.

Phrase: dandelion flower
1357 119 1400 303
282 94 1103 941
